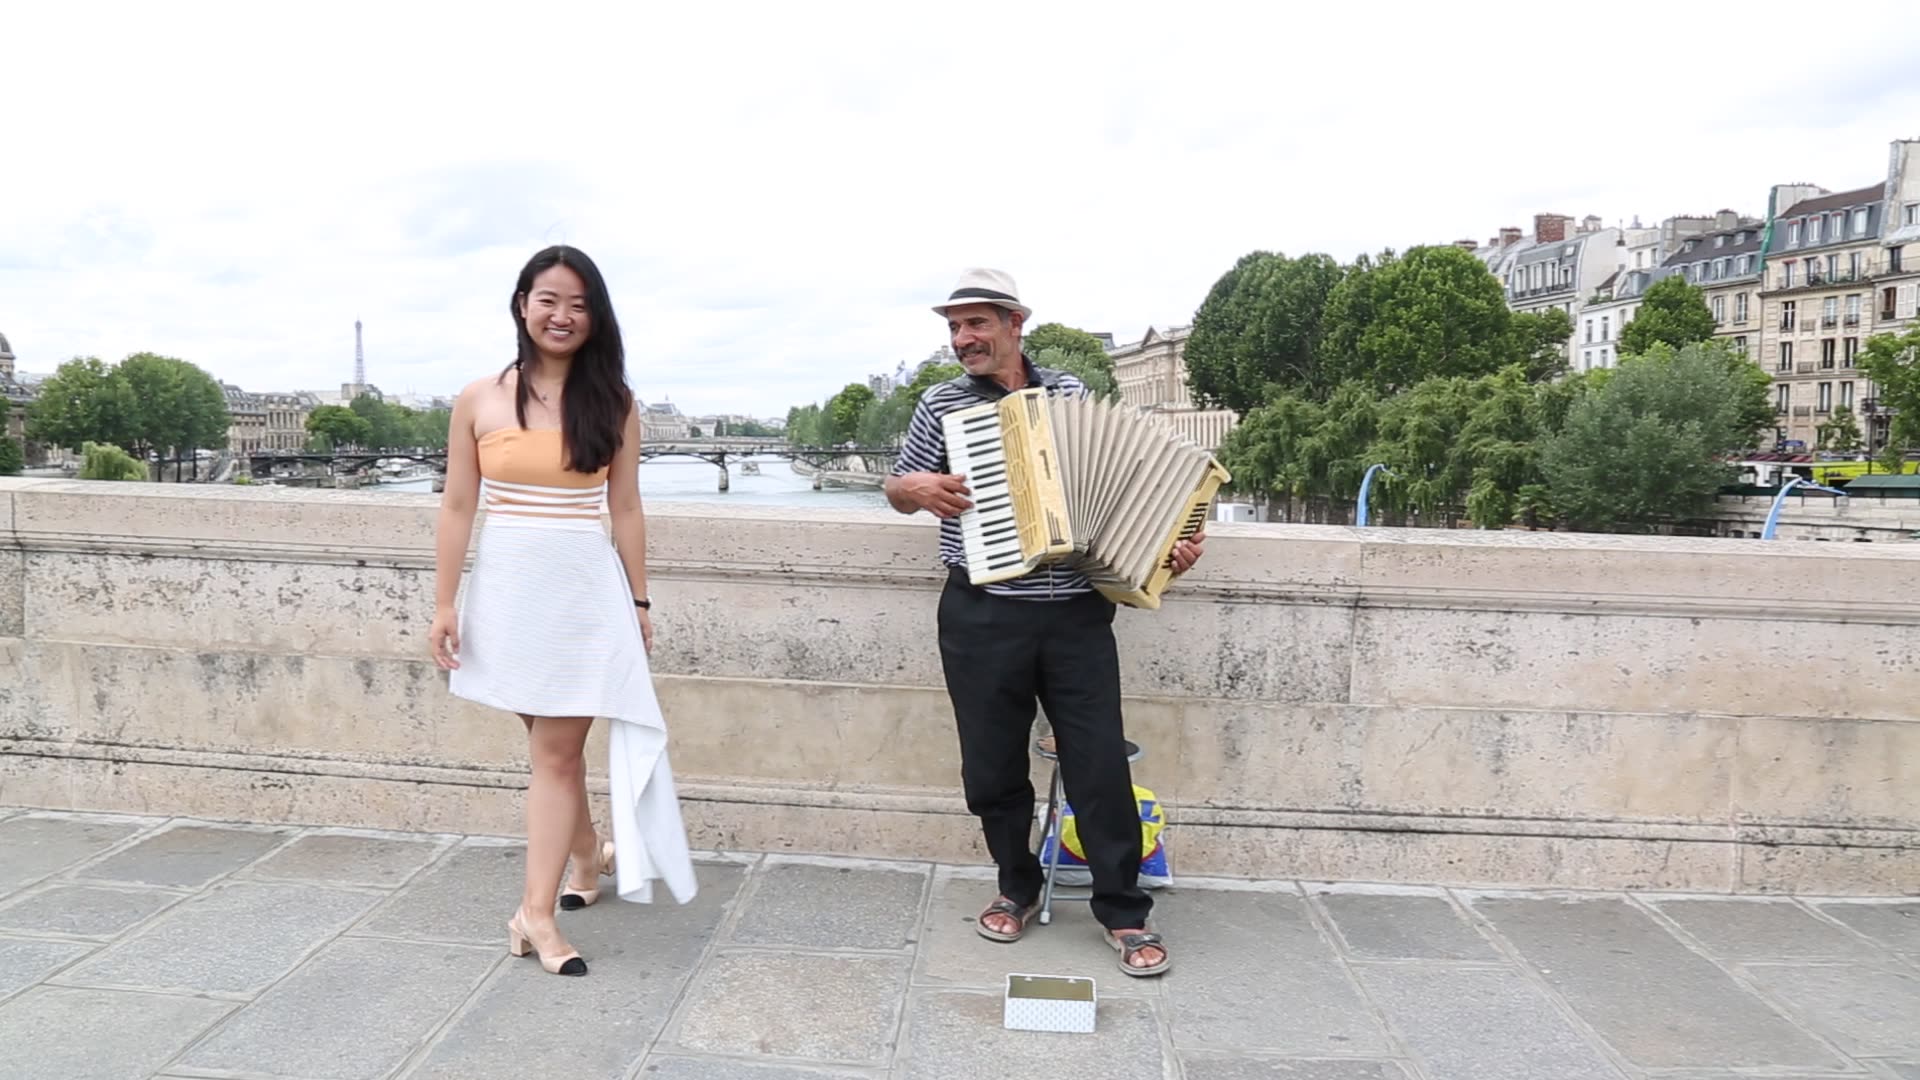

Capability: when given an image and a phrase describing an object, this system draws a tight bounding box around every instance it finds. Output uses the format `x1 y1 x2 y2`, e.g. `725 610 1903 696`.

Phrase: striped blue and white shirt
892 358 1093 601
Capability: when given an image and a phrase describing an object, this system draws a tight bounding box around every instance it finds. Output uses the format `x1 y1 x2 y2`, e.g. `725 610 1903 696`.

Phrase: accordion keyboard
942 401 1026 582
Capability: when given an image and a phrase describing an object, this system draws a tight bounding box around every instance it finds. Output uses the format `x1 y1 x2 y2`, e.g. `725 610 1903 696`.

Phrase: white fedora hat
931 268 1032 321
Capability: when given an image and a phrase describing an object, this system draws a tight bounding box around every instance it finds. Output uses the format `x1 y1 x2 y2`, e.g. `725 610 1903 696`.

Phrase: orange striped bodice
476 428 607 522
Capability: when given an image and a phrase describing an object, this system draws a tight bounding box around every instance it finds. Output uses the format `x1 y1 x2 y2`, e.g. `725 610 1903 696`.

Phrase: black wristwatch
634 597 651 611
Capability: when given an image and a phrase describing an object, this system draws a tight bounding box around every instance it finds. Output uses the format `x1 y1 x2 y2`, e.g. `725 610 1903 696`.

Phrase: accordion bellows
941 388 1231 609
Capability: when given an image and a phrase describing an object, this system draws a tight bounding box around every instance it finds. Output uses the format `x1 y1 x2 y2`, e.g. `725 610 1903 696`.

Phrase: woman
429 245 697 977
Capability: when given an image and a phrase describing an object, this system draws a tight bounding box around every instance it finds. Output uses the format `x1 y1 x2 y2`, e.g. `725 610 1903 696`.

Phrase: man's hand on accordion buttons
902 471 973 519
1170 529 1206 575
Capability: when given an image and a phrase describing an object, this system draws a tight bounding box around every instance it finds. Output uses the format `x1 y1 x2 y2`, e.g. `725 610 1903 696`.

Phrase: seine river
373 455 888 509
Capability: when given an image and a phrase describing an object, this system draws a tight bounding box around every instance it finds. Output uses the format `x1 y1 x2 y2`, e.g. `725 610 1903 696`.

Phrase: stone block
1308 889 1500 962
245 829 449 887
1351 963 1622 1080
1741 962 1920 1057
356 842 528 944
1350 604 1920 721
1180 1057 1413 1079
174 937 499 1080
1469 895 1845 1069
0 883 182 939
1157 889 1390 1055
1813 901 1920 953
0 813 149 891
407 861 745 1080
0 551 23 637
0 936 94 999
1735 716 1920 828
1647 897 1892 961
1738 837 1920 894
726 858 929 951
894 988 1168 1080
665 950 910 1066
77 821 287 888
638 1057 874 1080
55 880 378 996
0 985 234 1080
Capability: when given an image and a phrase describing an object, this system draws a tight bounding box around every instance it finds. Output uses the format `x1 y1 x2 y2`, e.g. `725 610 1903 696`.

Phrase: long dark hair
500 245 631 473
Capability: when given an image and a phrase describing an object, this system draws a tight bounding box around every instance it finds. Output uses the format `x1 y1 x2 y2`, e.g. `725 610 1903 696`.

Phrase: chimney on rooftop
1580 214 1603 234
1499 226 1523 248
1454 238 1479 251
1534 214 1573 243
1715 209 1739 230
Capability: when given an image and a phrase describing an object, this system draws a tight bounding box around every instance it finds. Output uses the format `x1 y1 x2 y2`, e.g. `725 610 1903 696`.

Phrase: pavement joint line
1443 886 1643 1080
384 949 512 1080
640 1048 892 1078
622 856 772 1080
1298 887 1443 1072
1622 890 1866 1069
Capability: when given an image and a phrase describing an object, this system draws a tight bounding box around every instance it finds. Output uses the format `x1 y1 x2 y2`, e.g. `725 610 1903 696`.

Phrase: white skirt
449 513 697 906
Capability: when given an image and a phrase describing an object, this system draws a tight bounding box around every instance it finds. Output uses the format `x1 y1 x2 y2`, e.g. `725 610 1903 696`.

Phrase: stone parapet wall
1 477 1915 893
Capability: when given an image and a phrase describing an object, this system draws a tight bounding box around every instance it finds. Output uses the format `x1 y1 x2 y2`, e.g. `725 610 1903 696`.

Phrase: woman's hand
637 608 654 654
429 606 460 669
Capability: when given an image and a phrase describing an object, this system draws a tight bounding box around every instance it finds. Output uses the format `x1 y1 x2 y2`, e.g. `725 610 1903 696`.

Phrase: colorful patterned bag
1037 784 1171 888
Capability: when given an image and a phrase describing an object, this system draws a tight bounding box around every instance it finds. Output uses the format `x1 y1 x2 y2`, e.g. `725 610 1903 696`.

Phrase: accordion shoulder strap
941 363 1071 405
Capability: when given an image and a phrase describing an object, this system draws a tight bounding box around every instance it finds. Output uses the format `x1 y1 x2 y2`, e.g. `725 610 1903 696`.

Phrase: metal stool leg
1038 761 1064 925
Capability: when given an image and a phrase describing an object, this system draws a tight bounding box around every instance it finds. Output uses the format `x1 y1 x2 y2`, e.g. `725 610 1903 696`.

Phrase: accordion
940 387 1230 609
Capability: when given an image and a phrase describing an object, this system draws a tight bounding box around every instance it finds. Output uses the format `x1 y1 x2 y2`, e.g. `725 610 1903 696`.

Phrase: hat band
948 287 1020 304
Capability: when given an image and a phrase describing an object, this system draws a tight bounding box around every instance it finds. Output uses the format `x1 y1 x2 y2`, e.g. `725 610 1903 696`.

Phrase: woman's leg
565 754 603 894
518 715 594 950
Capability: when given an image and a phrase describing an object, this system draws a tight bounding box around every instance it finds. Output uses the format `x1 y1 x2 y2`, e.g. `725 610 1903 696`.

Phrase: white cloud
3 0 1918 417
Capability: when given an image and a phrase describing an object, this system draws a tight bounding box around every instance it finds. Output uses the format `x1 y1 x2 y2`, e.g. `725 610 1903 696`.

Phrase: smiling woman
427 245 697 980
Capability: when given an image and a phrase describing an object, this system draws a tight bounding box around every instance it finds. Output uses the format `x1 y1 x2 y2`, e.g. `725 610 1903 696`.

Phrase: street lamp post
1356 464 1393 528
1760 476 1847 540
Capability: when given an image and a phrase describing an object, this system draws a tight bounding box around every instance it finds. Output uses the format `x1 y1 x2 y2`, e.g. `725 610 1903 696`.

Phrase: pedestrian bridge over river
0 476 1914 896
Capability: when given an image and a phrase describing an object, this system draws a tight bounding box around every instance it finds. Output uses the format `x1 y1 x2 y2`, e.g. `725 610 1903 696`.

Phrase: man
884 268 1203 978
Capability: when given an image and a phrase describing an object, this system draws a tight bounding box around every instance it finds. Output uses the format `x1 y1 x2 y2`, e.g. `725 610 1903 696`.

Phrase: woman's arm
605 399 651 650
429 385 482 668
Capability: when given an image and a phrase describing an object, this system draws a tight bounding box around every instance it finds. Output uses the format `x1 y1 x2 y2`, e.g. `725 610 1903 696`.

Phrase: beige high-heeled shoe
558 837 616 911
507 908 587 976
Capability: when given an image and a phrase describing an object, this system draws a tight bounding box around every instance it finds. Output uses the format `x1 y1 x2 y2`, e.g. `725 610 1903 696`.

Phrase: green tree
1023 323 1109 358
1538 341 1771 531
78 441 148 481
1509 308 1574 382
1034 346 1118 402
1185 251 1346 412
1617 275 1717 356
785 404 825 446
825 383 876 444
1319 245 1518 393
1857 326 1920 471
0 436 22 476
306 405 373 449
23 357 138 453
1817 405 1863 452
118 353 231 459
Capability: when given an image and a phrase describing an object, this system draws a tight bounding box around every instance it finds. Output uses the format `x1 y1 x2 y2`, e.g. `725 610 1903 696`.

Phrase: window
1585 319 1594 344
1845 338 1860 367
1714 258 1727 279
1818 382 1832 412
1789 221 1802 246
1715 236 1726 248
1584 350 1593 369
1779 341 1794 372
1822 339 1837 369
1783 261 1796 288
1846 294 1861 326
1832 212 1845 238
1712 296 1726 323
1842 382 1855 410
1886 287 1901 319
1808 217 1822 245
1849 252 1862 280
1893 247 1905 273
1782 301 1797 331
1734 335 1749 354
1852 207 1869 236
1823 297 1839 327
1736 293 1750 322
1601 315 1611 341
1737 254 1752 274
1777 383 1791 411
1907 203 1920 227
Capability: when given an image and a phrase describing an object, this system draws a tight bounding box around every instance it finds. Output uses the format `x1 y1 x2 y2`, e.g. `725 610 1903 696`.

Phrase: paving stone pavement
1 807 1916 1080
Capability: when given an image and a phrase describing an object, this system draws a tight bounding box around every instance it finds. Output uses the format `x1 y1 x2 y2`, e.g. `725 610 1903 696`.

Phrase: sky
4 1 1920 420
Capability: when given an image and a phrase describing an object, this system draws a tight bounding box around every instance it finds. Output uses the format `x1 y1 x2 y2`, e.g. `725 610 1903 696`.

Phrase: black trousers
936 570 1151 930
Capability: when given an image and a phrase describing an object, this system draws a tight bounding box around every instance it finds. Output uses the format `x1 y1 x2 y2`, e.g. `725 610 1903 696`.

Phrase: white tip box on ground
1003 973 1097 1034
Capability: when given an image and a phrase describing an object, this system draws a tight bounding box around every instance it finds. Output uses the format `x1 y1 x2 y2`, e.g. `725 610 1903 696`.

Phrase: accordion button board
939 387 1231 609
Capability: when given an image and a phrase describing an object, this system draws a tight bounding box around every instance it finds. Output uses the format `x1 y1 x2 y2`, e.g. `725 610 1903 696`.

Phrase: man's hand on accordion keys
1169 529 1207 576
894 470 973 519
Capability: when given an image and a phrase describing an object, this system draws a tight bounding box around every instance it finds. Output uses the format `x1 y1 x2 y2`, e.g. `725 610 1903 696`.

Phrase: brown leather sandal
1107 930 1170 977
975 897 1039 943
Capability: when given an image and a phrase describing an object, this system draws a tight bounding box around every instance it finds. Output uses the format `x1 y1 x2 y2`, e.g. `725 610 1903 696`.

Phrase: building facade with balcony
1107 325 1239 452
1758 182 1891 449
1501 215 1624 364
1576 267 1672 373
1660 219 1766 358
222 385 267 457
